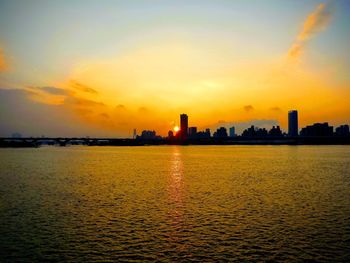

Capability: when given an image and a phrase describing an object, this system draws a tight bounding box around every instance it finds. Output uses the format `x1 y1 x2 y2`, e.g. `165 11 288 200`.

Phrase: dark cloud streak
29 86 68 95
70 80 98 94
270 106 282 112
243 105 254 112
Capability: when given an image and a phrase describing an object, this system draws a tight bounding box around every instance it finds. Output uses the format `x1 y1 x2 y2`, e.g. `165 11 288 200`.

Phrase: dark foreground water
0 146 349 262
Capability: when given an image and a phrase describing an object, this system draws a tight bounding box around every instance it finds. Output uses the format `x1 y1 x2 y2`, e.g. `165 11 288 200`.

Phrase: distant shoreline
1 137 350 147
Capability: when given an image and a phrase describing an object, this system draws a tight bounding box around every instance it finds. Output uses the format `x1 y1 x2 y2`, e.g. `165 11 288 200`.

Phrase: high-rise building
229 126 235 137
288 110 298 137
180 114 188 140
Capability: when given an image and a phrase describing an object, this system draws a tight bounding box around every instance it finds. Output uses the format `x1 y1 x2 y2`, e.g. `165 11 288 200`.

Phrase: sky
0 0 349 137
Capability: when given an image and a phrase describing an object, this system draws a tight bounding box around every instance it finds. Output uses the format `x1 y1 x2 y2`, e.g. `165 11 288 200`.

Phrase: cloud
0 87 135 137
100 113 110 119
116 104 126 110
243 105 254 112
288 2 333 60
70 80 98 94
0 88 113 137
24 86 68 105
138 106 149 114
0 48 7 72
64 97 105 107
26 84 105 107
30 86 68 95
270 106 282 112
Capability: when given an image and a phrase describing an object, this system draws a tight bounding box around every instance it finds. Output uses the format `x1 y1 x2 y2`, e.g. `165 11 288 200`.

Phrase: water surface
0 146 349 261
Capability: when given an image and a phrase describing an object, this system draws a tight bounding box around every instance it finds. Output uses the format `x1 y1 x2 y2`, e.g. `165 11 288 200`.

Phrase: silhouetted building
139 130 157 139
213 127 228 138
229 126 236 137
242 125 256 137
242 125 268 137
196 129 211 139
269 126 283 137
168 130 174 138
288 110 298 137
206 128 211 137
180 114 188 140
300 123 333 137
335 125 349 136
256 128 268 137
188 127 197 138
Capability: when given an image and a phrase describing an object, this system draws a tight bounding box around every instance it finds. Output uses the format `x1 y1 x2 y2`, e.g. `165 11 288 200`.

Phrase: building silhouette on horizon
269 126 283 137
180 114 188 140
300 123 333 137
335 125 350 136
213 127 228 138
288 110 298 137
188 127 197 138
242 125 268 137
139 130 159 139
168 130 174 138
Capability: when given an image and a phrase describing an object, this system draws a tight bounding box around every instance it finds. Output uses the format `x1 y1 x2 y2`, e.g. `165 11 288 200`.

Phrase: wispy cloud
288 2 333 60
65 97 105 107
243 105 254 112
70 80 98 94
270 106 282 112
116 104 126 110
29 86 68 95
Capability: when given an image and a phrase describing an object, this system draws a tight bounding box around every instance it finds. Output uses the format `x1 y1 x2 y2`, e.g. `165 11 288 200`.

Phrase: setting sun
174 126 180 133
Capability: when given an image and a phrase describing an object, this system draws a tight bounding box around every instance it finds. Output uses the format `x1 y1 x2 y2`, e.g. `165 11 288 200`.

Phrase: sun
174 126 180 133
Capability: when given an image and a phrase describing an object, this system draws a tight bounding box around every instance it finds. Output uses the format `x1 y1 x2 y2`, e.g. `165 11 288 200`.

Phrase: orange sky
0 1 349 137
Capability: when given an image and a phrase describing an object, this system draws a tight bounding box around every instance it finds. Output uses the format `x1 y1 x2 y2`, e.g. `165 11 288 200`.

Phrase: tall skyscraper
180 114 188 140
288 110 298 137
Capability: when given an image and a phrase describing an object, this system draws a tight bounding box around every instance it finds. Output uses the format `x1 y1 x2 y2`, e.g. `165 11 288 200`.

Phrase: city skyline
2 110 349 147
137 110 349 140
0 1 350 137
7 108 348 140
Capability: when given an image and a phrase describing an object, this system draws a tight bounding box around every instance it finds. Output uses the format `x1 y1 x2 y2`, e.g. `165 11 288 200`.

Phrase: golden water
1 146 349 261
